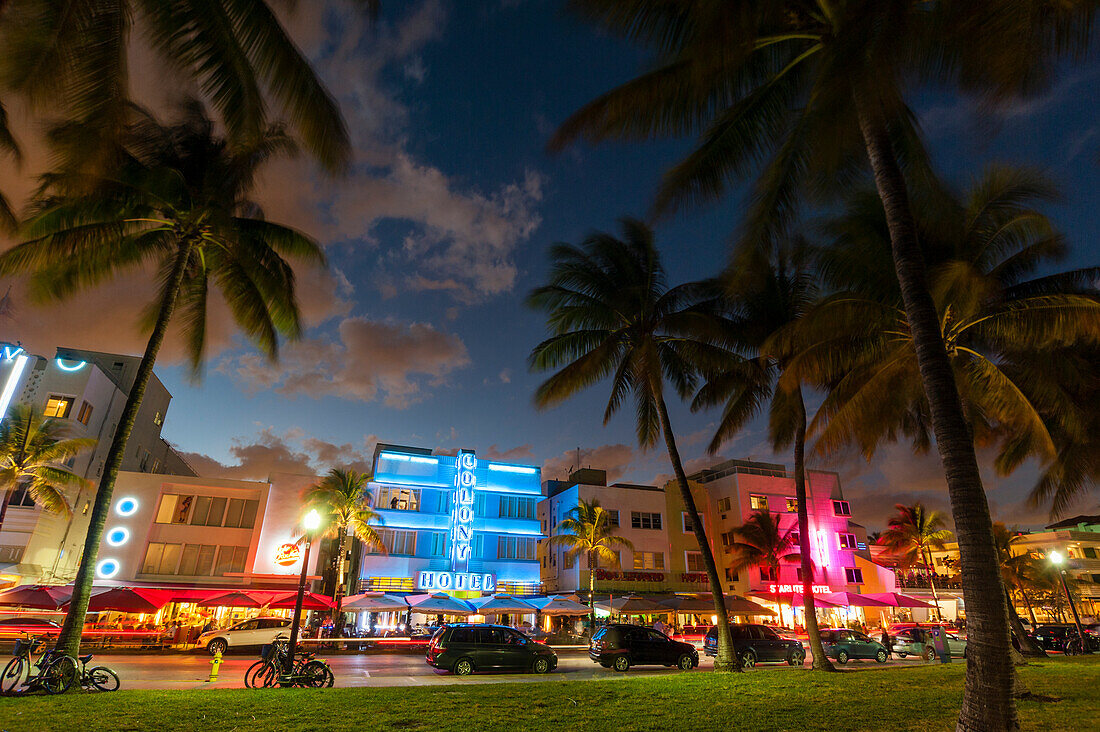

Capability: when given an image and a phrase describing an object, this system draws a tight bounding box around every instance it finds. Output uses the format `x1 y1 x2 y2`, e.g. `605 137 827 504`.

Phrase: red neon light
768 584 832 594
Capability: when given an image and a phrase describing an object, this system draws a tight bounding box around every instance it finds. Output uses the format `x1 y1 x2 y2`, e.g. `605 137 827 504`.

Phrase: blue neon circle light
115 497 138 516
96 559 120 579
54 358 87 372
106 527 130 546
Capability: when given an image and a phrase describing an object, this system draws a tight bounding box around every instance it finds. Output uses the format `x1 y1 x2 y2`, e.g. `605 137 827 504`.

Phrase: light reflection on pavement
80 650 935 690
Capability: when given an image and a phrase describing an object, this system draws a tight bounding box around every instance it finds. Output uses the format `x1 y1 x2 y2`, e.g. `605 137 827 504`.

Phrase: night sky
1 1 1097 531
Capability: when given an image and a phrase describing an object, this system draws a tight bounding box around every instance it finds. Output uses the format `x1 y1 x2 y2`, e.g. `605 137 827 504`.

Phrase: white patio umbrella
594 595 665 614
342 592 410 612
528 595 592 616
470 594 538 614
408 593 476 615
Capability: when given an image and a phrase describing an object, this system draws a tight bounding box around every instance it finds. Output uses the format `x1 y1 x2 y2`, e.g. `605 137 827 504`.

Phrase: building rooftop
1044 514 1100 531
688 458 790 483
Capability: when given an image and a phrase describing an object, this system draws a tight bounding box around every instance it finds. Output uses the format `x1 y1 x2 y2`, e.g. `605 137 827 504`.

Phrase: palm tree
547 5 1089 724
0 103 324 657
0 0 382 173
303 469 384 635
528 218 741 671
547 498 633 625
794 168 1100 476
991 523 1047 659
726 510 801 631
691 237 834 671
877 503 953 618
0 405 96 531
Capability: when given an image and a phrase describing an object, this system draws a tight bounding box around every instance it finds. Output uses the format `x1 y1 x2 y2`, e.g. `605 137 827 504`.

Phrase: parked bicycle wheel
1 657 27 695
41 656 77 695
300 660 334 688
88 666 120 692
244 661 265 688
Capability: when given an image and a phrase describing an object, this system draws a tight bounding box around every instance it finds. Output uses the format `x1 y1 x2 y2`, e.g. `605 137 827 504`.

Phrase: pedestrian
879 626 892 658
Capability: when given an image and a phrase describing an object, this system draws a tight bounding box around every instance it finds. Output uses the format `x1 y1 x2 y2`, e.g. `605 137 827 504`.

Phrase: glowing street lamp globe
303 509 323 532
1049 551 1064 565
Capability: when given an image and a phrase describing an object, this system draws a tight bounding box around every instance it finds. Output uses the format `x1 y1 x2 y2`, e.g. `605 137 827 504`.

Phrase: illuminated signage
115 497 139 516
275 543 301 567
1 344 24 360
55 357 87 372
96 559 120 579
106 527 130 546
418 571 495 592
451 452 477 573
768 584 832 594
0 350 29 424
814 530 831 568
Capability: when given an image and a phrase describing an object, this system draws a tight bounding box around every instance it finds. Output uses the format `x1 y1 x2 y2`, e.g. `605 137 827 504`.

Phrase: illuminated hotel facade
355 444 544 596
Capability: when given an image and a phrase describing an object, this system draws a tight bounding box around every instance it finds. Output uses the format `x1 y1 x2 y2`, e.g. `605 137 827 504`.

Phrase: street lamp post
1049 551 1090 654
284 509 323 681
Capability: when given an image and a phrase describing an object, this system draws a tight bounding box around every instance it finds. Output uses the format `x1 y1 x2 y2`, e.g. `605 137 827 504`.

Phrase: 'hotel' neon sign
418 571 495 592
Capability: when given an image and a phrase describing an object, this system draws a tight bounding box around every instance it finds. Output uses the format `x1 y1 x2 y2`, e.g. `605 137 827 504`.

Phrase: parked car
589 624 699 672
0 617 62 638
197 616 291 655
702 624 806 668
819 628 889 664
1029 624 1100 652
892 626 967 660
425 623 558 675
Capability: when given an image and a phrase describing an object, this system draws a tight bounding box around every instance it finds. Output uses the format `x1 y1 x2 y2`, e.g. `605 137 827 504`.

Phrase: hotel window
606 510 619 527
1083 547 1097 559
8 484 37 508
682 512 693 533
76 401 93 426
142 542 183 574
832 500 851 516
154 494 193 524
721 531 734 547
759 566 777 581
222 498 259 529
796 567 811 581
375 530 416 556
630 511 662 530
786 498 798 512
790 532 800 546
725 567 739 582
686 551 706 572
717 497 731 512
190 496 228 527
844 567 864 584
472 533 484 560
838 533 858 550
633 551 664 570
498 536 537 560
430 532 448 557
563 552 575 570
377 487 421 512
749 495 768 511
214 546 248 576
178 544 217 576
499 495 536 519
43 395 74 419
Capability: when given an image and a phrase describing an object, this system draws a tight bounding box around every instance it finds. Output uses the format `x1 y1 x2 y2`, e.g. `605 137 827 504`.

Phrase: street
81 649 941 690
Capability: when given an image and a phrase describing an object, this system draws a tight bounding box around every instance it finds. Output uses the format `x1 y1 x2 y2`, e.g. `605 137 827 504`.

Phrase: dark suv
589 624 699 672
703 624 805 667
1029 624 1100 652
426 624 557 676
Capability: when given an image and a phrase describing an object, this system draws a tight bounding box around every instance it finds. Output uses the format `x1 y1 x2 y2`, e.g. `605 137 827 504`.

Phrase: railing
895 573 963 590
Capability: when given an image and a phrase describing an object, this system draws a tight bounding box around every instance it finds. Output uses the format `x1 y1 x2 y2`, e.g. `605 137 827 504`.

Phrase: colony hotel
357 444 544 596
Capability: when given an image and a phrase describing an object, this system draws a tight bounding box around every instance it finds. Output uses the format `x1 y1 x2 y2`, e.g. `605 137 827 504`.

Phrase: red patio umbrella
84 587 174 613
789 593 842 609
862 592 936 609
0 585 73 609
266 592 335 611
198 591 277 608
822 591 893 608
164 588 229 604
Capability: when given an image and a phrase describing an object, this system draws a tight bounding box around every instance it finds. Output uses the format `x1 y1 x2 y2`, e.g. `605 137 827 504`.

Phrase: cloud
541 444 637 483
218 315 470 408
482 443 536 463
179 428 379 481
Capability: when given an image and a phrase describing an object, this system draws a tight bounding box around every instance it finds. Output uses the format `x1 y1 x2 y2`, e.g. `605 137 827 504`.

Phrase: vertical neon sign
451 452 477 579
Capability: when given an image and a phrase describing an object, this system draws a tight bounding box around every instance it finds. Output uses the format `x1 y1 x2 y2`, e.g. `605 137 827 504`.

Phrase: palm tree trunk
588 549 596 629
1005 587 1046 658
924 547 943 621
792 388 835 671
0 487 11 535
1021 591 1037 626
55 238 195 658
332 530 348 638
854 89 1017 731
655 393 740 672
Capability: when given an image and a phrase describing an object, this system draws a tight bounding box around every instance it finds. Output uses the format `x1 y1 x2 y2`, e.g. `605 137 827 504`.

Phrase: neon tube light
0 354 30 423
488 464 538 474
55 358 87 372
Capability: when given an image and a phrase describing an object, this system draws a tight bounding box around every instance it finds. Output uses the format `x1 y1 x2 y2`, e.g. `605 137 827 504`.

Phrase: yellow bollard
206 650 222 682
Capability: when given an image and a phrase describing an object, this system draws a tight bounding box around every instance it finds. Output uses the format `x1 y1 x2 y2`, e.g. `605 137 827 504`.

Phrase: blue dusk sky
2 1 1098 531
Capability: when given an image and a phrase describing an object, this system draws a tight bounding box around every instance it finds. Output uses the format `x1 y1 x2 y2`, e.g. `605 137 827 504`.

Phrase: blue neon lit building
358 444 544 595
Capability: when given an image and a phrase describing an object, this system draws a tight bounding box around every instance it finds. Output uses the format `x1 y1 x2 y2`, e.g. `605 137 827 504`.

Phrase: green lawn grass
1 657 1097 731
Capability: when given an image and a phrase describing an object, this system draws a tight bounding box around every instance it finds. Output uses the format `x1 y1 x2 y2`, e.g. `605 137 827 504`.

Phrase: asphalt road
68 649 939 690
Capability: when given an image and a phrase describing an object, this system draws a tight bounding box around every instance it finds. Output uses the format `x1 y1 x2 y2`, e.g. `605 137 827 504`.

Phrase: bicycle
244 639 333 688
1 635 76 695
67 653 120 692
